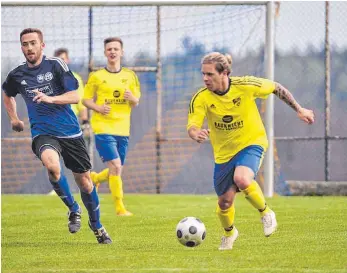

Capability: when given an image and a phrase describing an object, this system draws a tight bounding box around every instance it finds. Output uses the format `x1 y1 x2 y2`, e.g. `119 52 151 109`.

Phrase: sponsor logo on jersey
105 98 127 104
45 72 53 81
113 90 121 98
222 115 233 123
214 120 244 130
37 74 44 83
25 83 53 98
215 115 244 130
21 80 27 85
233 97 241 107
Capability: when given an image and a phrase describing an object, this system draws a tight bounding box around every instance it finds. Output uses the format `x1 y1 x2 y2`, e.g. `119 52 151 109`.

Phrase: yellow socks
242 180 270 216
216 204 236 237
91 168 109 184
109 174 130 215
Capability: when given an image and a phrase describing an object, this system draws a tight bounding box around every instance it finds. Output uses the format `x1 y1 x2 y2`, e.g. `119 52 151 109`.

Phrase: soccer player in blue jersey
53 48 89 126
187 52 315 250
2 28 111 244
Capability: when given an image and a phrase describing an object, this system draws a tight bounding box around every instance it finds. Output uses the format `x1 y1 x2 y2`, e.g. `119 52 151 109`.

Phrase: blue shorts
214 145 264 196
95 134 129 165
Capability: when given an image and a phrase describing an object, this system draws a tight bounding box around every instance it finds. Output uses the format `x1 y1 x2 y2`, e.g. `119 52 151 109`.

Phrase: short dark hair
104 37 123 48
20 28 43 43
54 48 69 57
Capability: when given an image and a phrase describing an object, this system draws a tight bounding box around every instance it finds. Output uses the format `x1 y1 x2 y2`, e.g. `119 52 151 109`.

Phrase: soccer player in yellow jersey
187 52 315 250
83 37 140 216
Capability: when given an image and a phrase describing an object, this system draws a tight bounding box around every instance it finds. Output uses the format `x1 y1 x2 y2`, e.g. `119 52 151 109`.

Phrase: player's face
58 52 69 64
201 63 225 92
104 41 123 65
21 33 45 66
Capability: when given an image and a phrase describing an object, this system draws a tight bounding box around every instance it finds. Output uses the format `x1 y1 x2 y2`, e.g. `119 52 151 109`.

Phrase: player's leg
233 145 277 237
60 136 112 243
214 162 239 250
74 171 111 244
113 136 131 216
95 135 132 216
106 159 132 216
32 135 81 233
90 168 109 190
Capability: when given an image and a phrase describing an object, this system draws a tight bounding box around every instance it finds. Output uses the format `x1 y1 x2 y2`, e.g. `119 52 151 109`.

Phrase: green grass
2 194 347 273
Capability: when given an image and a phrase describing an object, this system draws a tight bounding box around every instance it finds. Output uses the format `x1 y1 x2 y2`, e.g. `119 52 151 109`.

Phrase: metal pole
155 6 162 194
324 1 331 181
264 1 275 197
87 6 94 164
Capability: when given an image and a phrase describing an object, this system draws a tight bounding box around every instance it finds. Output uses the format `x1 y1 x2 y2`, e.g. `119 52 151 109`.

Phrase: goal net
1 3 283 194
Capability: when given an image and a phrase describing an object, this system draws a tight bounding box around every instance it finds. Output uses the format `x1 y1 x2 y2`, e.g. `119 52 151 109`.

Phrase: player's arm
187 91 208 143
124 90 139 107
188 126 210 143
83 98 111 115
43 59 80 105
124 72 141 107
33 89 79 104
82 73 110 115
3 93 24 132
273 82 315 124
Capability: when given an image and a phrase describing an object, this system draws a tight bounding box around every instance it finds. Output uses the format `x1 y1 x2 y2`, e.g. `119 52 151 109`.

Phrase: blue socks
80 186 102 230
50 173 79 213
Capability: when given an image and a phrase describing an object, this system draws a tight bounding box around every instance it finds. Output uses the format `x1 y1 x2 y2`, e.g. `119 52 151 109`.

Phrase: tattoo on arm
273 83 301 112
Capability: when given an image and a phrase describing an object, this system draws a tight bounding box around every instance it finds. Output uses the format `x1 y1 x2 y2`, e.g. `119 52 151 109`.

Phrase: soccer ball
176 217 206 247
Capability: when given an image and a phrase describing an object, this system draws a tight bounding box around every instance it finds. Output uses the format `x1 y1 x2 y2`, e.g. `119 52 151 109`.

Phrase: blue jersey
2 55 82 139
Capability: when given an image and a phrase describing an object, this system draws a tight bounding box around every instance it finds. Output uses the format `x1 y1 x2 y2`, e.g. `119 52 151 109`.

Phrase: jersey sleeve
247 76 276 99
83 72 98 100
187 91 206 130
131 72 141 99
2 72 19 97
54 59 79 92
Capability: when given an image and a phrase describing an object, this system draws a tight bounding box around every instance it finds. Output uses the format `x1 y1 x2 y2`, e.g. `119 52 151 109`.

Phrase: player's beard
25 52 40 65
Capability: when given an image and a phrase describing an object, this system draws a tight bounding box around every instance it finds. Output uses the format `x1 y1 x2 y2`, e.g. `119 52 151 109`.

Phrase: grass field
2 194 347 273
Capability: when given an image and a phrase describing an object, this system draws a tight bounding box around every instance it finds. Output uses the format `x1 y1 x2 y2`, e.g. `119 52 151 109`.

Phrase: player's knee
233 174 251 190
108 161 122 175
46 164 61 181
77 173 94 193
218 199 232 210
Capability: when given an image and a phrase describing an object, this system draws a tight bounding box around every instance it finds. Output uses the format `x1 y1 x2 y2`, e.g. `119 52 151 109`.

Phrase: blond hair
201 52 232 75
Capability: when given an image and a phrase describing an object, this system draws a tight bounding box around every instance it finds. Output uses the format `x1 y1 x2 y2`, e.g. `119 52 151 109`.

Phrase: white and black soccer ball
176 217 206 247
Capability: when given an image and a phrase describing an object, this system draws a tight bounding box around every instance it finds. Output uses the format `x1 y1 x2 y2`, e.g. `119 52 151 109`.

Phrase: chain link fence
1 2 346 195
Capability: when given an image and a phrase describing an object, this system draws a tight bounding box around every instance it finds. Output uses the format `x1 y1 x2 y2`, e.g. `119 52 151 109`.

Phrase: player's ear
41 42 46 49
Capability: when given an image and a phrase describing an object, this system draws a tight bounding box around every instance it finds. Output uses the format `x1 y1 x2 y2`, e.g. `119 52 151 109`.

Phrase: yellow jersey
187 76 275 164
71 72 86 117
83 67 141 136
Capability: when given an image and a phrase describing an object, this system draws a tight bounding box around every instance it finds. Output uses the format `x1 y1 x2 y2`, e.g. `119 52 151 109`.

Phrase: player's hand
297 107 315 124
11 119 24 132
124 90 138 104
98 104 111 115
195 129 210 143
32 89 53 104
